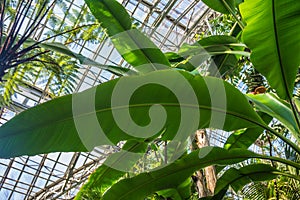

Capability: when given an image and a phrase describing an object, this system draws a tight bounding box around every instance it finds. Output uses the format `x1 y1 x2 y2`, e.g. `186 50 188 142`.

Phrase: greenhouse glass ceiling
0 0 233 199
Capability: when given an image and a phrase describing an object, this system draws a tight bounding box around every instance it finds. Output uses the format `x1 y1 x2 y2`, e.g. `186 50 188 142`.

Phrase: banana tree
0 0 300 199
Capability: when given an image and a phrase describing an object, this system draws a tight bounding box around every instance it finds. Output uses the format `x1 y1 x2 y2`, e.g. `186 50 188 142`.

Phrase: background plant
0 0 130 105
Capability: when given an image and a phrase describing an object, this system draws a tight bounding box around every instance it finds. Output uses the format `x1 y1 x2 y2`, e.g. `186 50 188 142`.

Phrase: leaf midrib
271 0 289 98
0 103 263 139
271 0 300 133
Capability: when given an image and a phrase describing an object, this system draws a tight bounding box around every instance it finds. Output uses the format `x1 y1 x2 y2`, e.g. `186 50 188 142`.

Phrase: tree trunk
193 129 217 197
194 170 207 197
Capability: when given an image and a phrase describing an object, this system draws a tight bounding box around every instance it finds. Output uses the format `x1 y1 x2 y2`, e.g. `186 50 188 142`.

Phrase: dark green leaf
196 35 241 47
247 93 300 142
176 36 246 76
235 0 244 6
209 53 238 77
202 0 235 14
165 52 185 63
165 52 196 72
157 178 192 200
85 0 171 73
224 112 272 150
156 189 182 200
0 70 263 158
101 147 260 200
110 29 171 73
240 0 300 99
211 164 278 198
199 189 227 200
84 0 131 36
75 140 148 199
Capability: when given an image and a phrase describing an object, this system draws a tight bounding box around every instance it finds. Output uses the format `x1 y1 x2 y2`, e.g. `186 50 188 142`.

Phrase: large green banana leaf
196 35 243 48
224 112 272 150
84 0 131 36
198 35 244 77
156 178 192 200
84 0 170 73
167 35 246 77
215 164 278 193
76 141 189 199
101 147 298 200
240 0 300 100
179 36 248 58
75 140 148 199
200 164 280 199
247 93 300 142
0 70 264 158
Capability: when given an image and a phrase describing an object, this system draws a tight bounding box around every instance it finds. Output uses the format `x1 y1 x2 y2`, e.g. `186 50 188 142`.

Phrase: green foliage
2 0 300 198
0 0 133 105
241 182 267 200
201 0 235 14
240 0 300 100
32 41 133 76
205 15 236 36
84 0 171 73
0 66 28 104
202 164 279 199
84 0 132 36
0 48 80 105
169 35 247 77
156 178 193 200
75 140 148 199
248 93 300 141
242 177 300 200
100 147 256 199
0 70 264 158
46 2 103 46
224 112 272 150
100 147 300 200
215 164 278 196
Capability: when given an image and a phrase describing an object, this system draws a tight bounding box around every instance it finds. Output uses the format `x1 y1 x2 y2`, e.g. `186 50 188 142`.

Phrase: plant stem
267 134 280 200
259 154 300 170
221 0 245 29
273 171 300 181
290 98 300 139
0 0 6 47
